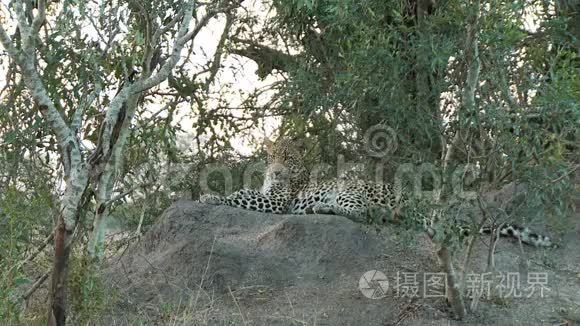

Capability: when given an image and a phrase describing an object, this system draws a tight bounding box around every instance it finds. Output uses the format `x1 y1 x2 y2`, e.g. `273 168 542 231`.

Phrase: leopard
200 137 556 248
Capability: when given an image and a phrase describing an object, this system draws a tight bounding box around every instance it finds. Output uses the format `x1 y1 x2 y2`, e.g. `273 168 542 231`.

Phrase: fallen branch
20 271 50 302
25 231 54 262
9 228 56 274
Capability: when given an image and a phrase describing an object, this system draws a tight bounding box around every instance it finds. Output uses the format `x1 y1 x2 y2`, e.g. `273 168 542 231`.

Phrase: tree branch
72 84 102 134
13 0 31 43
443 0 481 170
179 7 220 44
20 271 50 302
31 0 46 34
0 17 75 150
230 37 298 77
132 0 199 94
151 11 184 45
204 12 232 91
105 182 152 207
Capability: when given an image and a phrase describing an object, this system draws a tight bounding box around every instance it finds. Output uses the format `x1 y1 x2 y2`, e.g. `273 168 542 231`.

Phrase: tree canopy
0 0 577 324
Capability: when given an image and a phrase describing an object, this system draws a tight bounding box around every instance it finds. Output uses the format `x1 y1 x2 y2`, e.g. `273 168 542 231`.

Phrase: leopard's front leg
199 193 225 205
200 189 289 214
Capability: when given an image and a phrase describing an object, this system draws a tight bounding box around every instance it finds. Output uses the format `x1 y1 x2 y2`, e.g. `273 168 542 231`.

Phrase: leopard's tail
478 224 557 248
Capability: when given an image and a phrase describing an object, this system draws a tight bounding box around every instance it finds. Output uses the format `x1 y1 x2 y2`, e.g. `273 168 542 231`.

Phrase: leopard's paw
199 194 223 205
312 202 334 215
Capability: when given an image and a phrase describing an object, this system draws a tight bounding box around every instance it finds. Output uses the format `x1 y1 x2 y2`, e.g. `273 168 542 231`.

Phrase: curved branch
205 12 233 90
133 0 203 93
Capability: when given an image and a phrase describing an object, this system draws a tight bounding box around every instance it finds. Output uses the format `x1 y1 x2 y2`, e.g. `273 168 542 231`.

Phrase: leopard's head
261 137 309 195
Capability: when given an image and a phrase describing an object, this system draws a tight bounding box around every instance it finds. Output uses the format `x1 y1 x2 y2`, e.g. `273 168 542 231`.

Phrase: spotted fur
200 138 556 248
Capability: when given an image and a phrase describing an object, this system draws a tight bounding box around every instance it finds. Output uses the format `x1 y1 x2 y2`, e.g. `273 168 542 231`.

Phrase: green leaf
3 131 17 144
14 277 30 286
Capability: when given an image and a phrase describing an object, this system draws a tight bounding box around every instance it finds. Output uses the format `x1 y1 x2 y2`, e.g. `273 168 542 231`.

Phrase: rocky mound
105 200 580 325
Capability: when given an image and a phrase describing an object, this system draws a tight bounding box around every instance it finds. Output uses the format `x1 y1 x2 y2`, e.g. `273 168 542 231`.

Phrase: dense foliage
0 0 577 323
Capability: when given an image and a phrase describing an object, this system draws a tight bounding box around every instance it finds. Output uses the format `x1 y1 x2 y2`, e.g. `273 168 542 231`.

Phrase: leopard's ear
263 137 275 154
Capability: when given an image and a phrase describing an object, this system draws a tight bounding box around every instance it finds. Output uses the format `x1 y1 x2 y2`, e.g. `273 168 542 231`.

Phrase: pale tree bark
0 0 232 324
0 2 89 323
87 3 231 258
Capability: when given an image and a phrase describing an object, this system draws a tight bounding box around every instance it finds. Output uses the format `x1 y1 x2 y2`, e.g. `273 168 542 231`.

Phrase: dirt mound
105 200 580 325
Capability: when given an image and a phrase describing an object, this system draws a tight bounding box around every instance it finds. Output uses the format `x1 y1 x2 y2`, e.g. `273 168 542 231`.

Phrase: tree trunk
46 158 88 325
47 214 70 325
437 245 467 319
0 1 205 323
88 95 140 258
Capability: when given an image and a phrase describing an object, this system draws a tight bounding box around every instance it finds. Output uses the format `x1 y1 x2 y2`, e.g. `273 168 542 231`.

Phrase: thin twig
551 164 579 183
105 182 152 206
9 219 60 274
228 285 248 326
193 235 216 311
